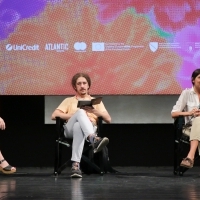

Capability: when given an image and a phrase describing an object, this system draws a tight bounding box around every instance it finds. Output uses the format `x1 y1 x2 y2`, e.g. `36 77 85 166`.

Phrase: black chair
174 116 200 176
54 116 116 176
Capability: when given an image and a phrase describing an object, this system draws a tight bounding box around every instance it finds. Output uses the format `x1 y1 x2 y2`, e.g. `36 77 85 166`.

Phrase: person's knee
190 138 200 143
73 122 81 130
193 116 200 124
76 109 86 116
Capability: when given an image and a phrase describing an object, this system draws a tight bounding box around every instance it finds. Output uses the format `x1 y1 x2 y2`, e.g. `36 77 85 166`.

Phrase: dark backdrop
0 96 180 167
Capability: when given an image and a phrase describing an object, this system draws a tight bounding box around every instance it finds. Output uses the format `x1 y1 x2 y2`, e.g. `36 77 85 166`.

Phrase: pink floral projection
174 19 200 88
93 0 200 32
0 1 181 94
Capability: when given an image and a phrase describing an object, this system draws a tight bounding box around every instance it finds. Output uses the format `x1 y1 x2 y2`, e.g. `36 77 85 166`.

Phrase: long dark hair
191 69 200 85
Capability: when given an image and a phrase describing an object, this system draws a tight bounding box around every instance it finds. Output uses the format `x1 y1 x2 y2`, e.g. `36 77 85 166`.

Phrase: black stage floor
0 167 200 200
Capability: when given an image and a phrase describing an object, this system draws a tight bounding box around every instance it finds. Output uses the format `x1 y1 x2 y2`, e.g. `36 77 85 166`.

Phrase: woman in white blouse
171 68 200 168
0 117 16 174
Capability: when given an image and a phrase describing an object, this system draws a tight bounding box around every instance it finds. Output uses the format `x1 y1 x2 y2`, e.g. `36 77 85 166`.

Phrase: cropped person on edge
51 72 111 178
171 68 200 169
0 117 16 174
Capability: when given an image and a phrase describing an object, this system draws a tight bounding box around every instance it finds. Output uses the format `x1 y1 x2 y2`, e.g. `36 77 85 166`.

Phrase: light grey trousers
63 109 97 162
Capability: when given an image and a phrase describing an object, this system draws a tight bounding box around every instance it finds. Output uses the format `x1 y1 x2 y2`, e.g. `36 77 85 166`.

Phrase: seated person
51 72 111 178
171 68 200 169
0 117 16 174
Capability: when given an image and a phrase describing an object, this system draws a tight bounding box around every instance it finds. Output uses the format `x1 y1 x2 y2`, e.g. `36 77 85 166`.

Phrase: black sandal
0 159 16 174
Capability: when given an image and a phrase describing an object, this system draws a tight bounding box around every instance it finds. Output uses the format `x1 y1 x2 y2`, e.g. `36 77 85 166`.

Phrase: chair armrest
97 117 103 137
174 116 186 141
174 116 185 130
55 117 66 135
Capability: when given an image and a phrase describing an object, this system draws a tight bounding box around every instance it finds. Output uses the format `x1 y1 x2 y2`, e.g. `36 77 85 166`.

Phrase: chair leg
174 140 179 175
82 144 105 175
54 140 62 176
81 155 104 175
58 159 71 173
174 138 188 176
179 167 188 176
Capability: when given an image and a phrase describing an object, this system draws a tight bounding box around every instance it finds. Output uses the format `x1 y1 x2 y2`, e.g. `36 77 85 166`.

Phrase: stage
0 167 200 199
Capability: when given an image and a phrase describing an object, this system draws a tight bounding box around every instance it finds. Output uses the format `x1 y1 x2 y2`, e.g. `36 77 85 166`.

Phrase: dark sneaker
71 163 82 178
93 137 109 153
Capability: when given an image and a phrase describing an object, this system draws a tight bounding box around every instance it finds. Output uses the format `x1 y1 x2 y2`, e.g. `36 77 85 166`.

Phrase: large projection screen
0 0 199 95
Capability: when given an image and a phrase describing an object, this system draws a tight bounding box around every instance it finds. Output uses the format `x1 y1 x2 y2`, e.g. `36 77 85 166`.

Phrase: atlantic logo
45 43 68 52
6 44 39 51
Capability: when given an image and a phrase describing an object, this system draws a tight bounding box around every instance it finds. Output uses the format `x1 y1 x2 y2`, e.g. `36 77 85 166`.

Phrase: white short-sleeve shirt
171 87 200 124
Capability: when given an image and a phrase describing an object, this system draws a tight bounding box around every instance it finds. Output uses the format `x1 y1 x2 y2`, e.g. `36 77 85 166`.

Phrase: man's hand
82 106 111 123
0 117 6 130
81 106 101 117
51 109 74 121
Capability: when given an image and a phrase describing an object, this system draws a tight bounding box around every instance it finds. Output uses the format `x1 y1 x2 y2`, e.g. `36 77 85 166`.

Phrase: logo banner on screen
149 42 158 52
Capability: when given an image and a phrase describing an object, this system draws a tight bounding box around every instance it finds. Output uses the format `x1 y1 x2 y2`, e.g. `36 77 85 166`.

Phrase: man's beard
79 89 87 95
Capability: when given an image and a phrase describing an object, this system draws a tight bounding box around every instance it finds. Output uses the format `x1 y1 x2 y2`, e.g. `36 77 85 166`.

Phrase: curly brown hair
71 73 91 91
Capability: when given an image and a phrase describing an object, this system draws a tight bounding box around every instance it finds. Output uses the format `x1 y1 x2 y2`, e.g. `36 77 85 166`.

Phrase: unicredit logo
6 44 12 51
74 42 87 51
6 44 39 51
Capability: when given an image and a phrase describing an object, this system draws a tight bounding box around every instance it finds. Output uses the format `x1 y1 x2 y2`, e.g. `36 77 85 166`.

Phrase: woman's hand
188 108 198 116
0 117 6 130
193 109 200 117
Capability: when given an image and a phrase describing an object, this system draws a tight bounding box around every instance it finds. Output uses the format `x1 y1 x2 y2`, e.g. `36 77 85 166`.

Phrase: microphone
185 105 200 127
191 104 200 119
